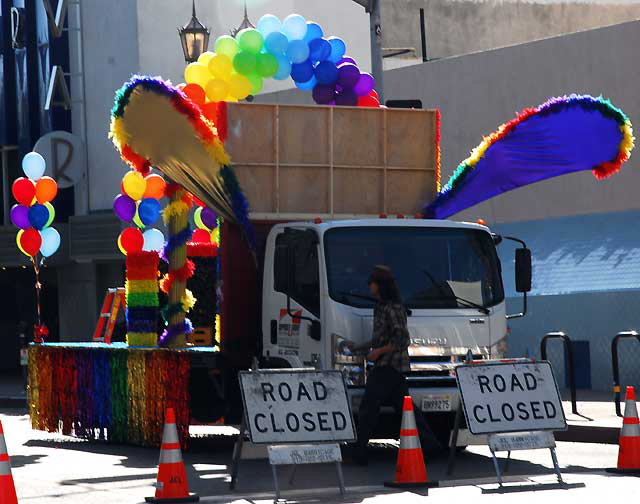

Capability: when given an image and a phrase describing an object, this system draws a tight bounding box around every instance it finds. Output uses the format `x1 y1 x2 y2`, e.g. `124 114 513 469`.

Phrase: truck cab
260 218 530 439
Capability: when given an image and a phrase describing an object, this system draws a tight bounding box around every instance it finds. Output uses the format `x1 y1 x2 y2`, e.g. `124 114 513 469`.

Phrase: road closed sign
455 361 567 435
239 369 356 444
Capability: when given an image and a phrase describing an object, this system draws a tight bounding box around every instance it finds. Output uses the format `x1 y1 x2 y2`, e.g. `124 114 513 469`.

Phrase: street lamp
178 0 210 63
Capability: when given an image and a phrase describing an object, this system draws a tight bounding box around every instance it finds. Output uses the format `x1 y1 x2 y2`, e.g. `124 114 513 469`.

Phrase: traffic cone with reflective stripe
608 387 640 474
384 396 438 488
0 420 18 504
145 408 199 503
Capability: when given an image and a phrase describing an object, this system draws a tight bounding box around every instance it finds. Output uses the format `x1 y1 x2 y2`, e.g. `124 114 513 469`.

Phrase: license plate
421 395 452 412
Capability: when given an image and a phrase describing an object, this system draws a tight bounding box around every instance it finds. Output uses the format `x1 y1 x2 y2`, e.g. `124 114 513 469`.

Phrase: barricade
540 332 578 415
611 331 640 417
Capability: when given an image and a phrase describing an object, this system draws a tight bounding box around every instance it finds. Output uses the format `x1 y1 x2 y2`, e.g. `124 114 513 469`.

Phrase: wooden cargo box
224 103 439 219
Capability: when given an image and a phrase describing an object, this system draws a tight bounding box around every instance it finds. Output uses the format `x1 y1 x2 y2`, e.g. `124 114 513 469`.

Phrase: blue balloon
257 14 282 37
296 75 317 91
40 227 60 257
28 203 49 230
314 61 338 85
327 37 346 63
265 31 288 55
290 60 314 83
282 14 307 40
22 152 46 180
286 39 310 64
138 198 161 226
303 22 324 43
142 228 165 252
273 55 291 80
309 38 331 63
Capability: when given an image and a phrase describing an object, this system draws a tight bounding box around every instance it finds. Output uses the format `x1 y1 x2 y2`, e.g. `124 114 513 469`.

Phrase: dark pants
356 366 443 454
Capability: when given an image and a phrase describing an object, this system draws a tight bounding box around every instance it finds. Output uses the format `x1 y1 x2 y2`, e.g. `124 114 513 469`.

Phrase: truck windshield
324 226 504 310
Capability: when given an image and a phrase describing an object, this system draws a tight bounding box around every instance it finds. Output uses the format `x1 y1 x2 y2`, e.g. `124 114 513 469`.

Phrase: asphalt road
1 408 636 504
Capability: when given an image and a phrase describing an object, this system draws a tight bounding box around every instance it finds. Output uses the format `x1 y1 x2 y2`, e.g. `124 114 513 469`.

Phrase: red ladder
93 288 126 344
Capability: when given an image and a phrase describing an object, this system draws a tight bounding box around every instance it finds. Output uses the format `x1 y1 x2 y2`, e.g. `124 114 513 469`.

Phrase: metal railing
541 332 578 415
611 331 640 417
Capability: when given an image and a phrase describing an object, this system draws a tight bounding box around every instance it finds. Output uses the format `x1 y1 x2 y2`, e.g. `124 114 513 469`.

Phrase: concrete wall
383 20 640 224
505 292 640 392
136 0 371 95
383 0 640 61
79 0 140 212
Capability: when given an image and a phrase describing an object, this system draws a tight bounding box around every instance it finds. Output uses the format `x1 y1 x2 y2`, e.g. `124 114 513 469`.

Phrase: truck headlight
332 333 366 386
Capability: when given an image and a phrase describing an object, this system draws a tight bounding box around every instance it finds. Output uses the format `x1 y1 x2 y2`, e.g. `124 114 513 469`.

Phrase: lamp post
351 0 384 103
178 0 210 63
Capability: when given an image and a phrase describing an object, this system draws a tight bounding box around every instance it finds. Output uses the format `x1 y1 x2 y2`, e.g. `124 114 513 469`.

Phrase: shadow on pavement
10 453 47 468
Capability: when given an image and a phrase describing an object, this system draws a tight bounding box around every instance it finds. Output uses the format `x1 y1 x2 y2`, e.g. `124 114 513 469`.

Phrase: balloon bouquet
182 13 380 108
191 201 219 251
113 171 166 255
11 152 61 342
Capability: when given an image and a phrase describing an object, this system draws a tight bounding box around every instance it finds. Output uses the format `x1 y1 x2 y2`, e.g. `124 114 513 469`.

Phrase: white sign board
239 369 356 444
489 431 556 452
455 361 566 435
268 444 342 465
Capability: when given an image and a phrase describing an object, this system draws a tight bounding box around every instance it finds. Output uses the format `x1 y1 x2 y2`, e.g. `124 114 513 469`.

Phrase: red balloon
357 93 380 108
370 89 379 100
20 228 42 256
183 83 206 105
120 227 144 254
12 178 36 206
192 229 211 243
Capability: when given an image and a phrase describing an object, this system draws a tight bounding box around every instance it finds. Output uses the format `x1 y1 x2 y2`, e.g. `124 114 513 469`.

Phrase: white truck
197 103 530 443
257 217 530 442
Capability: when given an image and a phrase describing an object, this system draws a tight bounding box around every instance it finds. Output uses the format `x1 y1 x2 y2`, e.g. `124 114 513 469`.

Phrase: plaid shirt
371 301 411 373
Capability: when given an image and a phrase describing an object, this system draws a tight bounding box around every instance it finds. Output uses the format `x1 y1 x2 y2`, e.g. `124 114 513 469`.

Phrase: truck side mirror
309 320 321 341
515 248 532 293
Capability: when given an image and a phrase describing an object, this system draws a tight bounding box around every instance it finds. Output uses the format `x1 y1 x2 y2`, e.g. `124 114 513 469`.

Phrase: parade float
25 12 634 449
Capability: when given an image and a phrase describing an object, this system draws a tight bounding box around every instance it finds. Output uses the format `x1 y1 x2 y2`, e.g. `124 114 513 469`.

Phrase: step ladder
93 288 126 344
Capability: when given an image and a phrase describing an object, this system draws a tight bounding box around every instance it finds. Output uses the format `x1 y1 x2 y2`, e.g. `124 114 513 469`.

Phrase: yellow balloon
208 54 233 80
16 230 28 256
228 74 251 100
197 51 215 65
206 79 230 102
117 235 127 256
122 171 146 200
211 227 220 245
184 62 211 88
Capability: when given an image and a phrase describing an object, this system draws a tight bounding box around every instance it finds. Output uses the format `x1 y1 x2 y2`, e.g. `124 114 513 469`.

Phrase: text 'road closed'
455 362 566 435
239 370 356 444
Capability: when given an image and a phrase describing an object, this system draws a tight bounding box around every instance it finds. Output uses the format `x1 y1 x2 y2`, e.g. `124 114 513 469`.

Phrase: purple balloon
10 204 30 229
337 56 357 66
354 73 375 96
337 64 360 89
336 89 358 107
201 207 218 229
113 194 136 222
312 84 336 105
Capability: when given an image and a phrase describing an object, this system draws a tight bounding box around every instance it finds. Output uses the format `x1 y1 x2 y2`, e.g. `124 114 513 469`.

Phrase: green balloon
215 35 239 58
247 74 263 94
44 202 55 228
133 202 144 229
256 53 278 78
233 51 257 76
237 28 264 54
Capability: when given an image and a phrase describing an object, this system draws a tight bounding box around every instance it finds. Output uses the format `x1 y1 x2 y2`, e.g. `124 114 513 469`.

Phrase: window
324 227 504 310
274 230 320 317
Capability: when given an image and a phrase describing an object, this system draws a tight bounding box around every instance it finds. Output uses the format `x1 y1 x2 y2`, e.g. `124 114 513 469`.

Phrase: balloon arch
182 13 380 108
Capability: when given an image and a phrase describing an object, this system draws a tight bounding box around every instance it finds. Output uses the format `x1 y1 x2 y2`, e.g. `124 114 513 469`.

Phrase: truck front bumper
347 382 461 415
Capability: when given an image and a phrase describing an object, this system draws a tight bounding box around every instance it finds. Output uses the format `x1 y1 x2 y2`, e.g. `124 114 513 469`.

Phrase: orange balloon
143 174 166 199
35 176 58 203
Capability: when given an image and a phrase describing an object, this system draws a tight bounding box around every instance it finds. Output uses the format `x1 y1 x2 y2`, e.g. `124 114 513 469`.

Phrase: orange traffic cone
384 396 438 488
608 386 640 474
145 408 199 503
0 420 18 504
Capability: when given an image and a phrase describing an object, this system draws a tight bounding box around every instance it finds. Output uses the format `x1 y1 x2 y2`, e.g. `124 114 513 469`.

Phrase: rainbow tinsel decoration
125 251 160 347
